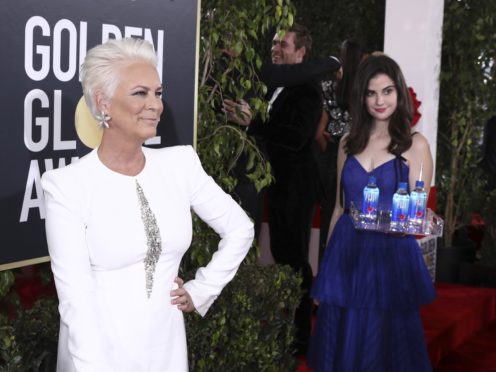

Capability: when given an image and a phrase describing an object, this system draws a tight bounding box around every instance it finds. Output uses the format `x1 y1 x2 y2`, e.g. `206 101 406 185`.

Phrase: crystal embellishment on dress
322 80 351 136
136 180 162 298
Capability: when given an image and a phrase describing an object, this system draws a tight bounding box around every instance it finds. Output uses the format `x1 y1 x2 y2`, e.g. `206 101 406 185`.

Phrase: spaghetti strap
393 154 409 191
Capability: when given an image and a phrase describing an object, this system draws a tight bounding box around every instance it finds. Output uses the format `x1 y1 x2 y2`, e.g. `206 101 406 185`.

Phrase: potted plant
183 1 305 369
436 0 496 282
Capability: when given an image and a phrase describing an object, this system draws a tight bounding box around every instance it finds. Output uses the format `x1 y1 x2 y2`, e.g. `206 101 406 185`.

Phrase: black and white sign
0 0 199 268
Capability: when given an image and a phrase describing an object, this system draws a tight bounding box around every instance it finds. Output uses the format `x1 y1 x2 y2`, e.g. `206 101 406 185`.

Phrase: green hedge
186 264 302 371
14 298 59 372
0 263 301 372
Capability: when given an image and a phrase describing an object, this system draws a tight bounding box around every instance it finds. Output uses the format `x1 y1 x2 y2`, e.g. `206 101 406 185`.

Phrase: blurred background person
218 42 340 241
225 23 325 355
315 39 368 260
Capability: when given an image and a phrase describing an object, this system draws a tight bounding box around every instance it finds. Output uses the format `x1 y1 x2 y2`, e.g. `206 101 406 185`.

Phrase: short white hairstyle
80 37 158 117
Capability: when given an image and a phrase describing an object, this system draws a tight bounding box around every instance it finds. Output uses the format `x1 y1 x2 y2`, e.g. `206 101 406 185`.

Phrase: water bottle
408 180 427 232
391 182 410 232
362 175 379 223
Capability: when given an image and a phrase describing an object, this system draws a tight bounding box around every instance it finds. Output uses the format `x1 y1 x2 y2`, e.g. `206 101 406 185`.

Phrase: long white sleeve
182 147 254 316
42 169 110 372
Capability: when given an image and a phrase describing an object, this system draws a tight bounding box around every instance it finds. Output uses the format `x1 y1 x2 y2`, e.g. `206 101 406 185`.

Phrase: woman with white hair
42 37 253 372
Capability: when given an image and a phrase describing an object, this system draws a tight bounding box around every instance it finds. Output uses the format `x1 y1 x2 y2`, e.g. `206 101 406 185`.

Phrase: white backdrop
384 0 445 182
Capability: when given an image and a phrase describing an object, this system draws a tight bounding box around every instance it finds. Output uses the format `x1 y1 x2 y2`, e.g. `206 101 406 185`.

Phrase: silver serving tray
349 202 444 237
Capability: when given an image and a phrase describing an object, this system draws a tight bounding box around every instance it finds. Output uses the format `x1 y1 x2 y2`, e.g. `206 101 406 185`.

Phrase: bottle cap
368 175 377 184
415 180 424 188
398 182 408 190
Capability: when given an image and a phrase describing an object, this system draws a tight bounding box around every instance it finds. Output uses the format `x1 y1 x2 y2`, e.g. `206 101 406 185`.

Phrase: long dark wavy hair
345 54 413 155
336 39 367 110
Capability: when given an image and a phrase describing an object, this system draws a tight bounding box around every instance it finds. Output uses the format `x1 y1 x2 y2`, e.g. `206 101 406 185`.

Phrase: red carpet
298 282 496 371
426 283 496 371
435 319 496 371
13 266 496 370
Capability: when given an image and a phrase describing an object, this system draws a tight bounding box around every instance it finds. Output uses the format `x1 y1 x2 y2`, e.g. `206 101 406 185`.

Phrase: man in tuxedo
240 23 324 355
221 52 340 242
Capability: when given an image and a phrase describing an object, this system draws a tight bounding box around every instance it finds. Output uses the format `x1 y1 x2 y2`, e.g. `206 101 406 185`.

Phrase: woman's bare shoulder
411 131 429 148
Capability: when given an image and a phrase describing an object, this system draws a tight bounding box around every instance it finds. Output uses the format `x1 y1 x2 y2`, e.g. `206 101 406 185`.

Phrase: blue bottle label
391 194 409 223
409 191 427 221
362 187 379 215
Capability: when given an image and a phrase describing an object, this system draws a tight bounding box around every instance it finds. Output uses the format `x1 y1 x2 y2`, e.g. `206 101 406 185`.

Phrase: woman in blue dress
308 54 436 371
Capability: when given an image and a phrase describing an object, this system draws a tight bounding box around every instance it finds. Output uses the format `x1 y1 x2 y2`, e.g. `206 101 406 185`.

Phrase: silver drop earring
96 111 111 129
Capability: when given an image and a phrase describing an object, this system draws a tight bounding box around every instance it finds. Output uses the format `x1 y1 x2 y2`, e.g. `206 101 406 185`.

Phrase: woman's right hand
170 277 195 313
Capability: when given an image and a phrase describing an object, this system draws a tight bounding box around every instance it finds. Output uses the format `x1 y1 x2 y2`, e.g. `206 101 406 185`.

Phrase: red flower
408 87 422 126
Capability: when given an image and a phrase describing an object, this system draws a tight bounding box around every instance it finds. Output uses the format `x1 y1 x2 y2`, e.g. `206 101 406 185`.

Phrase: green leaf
287 12 294 26
233 41 243 56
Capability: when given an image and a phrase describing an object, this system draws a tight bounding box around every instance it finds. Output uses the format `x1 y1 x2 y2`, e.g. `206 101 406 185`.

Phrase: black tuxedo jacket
248 80 323 198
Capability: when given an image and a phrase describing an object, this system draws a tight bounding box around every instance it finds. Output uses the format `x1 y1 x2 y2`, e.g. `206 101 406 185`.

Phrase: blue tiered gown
308 155 436 372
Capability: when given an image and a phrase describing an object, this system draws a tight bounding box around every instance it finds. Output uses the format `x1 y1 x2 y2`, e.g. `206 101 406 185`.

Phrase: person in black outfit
225 24 336 355
222 52 340 242
314 39 367 261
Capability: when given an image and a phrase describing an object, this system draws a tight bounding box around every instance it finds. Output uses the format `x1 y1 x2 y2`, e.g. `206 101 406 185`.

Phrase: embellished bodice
136 180 162 298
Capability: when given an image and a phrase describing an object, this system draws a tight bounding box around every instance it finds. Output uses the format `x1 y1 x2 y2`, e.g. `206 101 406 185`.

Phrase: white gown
42 145 254 372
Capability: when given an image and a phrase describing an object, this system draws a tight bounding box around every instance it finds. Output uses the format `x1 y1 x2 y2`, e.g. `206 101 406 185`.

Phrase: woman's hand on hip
170 276 195 313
